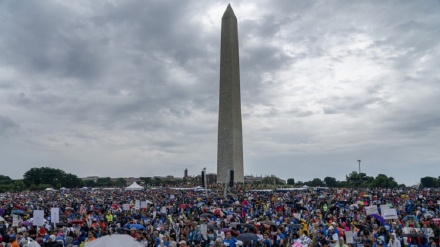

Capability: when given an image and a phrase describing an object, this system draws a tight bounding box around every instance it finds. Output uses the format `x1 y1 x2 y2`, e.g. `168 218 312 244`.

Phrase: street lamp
357 160 361 174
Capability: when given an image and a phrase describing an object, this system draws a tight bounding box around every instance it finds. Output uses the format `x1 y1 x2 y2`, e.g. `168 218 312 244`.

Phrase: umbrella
12 210 26 216
85 234 142 247
403 215 418 221
229 222 241 228
180 204 189 209
65 207 74 211
260 221 276 226
200 213 213 218
349 204 359 210
402 233 426 238
236 233 259 242
288 224 302 229
0 216 5 221
71 219 84 224
369 214 385 224
21 221 33 226
354 224 369 231
241 223 258 231
56 223 66 227
125 224 146 230
220 228 232 232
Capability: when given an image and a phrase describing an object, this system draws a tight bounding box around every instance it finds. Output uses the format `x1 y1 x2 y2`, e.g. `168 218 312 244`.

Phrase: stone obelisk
217 4 244 183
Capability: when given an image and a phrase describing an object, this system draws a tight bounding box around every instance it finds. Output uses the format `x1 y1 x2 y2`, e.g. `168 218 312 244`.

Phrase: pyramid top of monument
222 4 236 18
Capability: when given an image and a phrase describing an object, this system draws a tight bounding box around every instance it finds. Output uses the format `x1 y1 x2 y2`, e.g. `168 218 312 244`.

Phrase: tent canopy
85 234 142 247
125 182 143 191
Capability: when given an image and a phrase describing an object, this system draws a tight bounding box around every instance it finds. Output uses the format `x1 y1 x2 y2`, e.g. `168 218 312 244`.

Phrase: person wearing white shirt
326 227 339 247
388 233 401 247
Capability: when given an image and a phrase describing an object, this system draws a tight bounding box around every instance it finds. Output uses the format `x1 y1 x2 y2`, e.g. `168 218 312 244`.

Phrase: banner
382 208 398 219
33 210 45 226
135 200 140 210
365 205 379 215
50 208 60 223
141 201 148 209
122 204 130 211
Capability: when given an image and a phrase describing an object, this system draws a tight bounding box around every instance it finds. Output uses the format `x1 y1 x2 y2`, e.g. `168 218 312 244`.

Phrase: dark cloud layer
0 0 439 185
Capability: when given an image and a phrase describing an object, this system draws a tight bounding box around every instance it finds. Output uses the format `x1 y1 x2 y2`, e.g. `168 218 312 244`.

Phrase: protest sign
51 208 60 223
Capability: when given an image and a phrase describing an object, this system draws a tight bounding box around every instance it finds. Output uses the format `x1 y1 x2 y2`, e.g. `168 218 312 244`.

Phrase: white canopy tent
85 234 142 247
125 182 144 191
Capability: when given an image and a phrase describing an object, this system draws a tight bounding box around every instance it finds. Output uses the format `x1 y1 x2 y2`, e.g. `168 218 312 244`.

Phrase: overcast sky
1 0 439 186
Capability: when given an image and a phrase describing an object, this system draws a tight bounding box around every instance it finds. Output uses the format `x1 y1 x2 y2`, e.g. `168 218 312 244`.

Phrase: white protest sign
345 231 354 244
365 205 379 215
293 213 301 220
141 201 148 208
13 215 20 227
380 204 390 215
382 208 398 219
201 224 208 239
51 208 60 223
170 195 175 199
33 210 45 226
123 204 130 211
135 200 141 210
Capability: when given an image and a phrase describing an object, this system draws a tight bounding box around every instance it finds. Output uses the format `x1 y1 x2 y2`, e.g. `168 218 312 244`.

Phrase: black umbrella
236 233 259 242
288 224 302 229
402 234 426 238
241 223 257 231
56 223 66 227
354 224 369 231
260 221 277 226
200 213 212 218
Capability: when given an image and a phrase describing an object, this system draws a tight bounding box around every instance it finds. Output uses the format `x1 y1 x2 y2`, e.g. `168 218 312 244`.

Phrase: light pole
357 160 361 187
357 160 361 174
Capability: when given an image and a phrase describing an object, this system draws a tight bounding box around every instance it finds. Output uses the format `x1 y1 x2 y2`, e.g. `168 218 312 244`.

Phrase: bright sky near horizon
0 0 439 186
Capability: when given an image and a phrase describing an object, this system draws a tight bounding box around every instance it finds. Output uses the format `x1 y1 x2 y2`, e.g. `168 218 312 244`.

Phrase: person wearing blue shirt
262 232 273 247
275 229 285 247
223 231 237 247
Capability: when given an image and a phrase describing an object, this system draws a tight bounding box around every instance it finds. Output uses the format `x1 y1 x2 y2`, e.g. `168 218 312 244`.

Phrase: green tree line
287 172 440 189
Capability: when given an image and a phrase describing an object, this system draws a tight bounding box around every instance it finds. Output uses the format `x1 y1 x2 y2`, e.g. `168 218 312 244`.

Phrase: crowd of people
0 184 439 247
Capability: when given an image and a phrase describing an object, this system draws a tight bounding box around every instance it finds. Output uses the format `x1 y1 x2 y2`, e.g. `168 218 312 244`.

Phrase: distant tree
23 167 65 188
62 173 84 188
84 180 96 187
324 177 338 187
23 167 83 189
96 177 113 187
115 178 127 187
287 178 295 185
306 178 324 187
346 172 372 187
0 175 12 181
369 174 398 188
420 176 438 188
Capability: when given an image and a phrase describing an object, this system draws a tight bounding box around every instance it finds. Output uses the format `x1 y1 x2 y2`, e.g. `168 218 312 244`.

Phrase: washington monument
217 4 244 183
